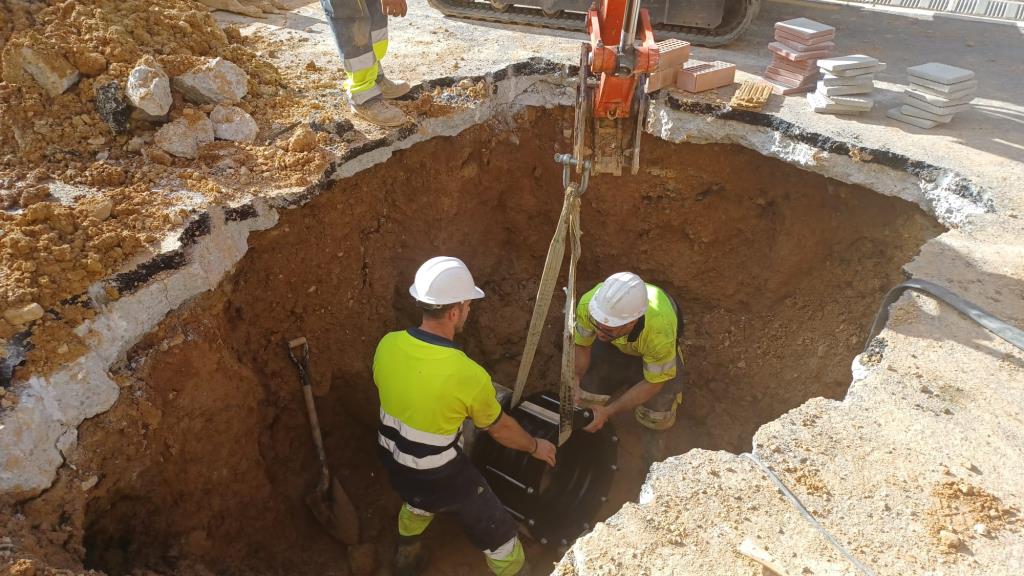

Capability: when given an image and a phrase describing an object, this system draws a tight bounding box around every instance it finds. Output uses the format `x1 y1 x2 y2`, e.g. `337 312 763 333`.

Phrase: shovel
287 337 360 545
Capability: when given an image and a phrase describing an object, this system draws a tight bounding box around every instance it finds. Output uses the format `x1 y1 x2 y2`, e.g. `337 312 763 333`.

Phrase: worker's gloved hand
381 0 407 17
583 405 610 433
530 438 557 467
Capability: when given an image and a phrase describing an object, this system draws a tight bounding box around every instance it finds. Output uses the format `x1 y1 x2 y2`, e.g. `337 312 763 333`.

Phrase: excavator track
426 0 761 47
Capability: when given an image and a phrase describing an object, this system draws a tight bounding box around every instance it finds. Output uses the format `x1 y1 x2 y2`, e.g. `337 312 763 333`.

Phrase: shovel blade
306 476 360 545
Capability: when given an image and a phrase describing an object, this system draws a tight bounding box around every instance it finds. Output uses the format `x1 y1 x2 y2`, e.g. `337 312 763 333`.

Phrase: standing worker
574 272 686 433
319 0 411 126
374 256 557 576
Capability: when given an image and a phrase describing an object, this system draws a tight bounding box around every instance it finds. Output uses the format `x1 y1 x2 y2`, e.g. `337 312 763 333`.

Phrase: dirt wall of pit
0 106 946 576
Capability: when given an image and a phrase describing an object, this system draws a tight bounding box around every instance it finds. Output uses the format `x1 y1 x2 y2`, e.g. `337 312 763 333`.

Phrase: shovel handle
288 339 332 489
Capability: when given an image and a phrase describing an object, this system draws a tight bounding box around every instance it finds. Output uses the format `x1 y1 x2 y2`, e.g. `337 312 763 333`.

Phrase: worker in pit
374 256 557 576
319 0 411 127
575 272 686 433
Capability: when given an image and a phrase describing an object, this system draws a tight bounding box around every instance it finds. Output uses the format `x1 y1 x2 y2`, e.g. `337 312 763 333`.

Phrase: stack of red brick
645 39 692 92
764 17 835 95
645 39 737 94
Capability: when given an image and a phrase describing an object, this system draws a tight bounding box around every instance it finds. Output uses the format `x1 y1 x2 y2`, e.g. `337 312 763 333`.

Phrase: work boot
379 75 412 99
576 389 611 407
350 97 409 128
393 535 427 576
634 405 677 431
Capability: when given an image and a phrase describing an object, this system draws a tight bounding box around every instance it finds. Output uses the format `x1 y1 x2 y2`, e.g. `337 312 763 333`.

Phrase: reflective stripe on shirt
378 434 458 470
380 408 458 447
644 358 677 376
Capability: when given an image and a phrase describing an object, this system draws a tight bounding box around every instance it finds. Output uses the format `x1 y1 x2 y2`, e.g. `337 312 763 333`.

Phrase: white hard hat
588 272 648 327
409 256 485 305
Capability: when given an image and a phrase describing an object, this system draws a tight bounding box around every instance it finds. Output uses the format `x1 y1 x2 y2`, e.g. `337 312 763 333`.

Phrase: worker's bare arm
486 413 557 466
584 378 660 432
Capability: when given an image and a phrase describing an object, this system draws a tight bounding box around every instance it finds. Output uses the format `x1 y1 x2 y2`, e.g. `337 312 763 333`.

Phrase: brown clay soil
0 1 485 377
0 108 944 576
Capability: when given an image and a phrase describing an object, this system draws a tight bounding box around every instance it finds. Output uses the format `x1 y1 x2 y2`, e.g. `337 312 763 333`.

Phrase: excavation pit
72 106 944 576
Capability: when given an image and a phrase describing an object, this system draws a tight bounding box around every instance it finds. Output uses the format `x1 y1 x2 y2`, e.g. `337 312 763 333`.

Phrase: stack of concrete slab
887 62 976 128
764 17 835 95
806 54 885 115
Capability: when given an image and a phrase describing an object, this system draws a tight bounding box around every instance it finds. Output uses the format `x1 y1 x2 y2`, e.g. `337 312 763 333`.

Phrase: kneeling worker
574 272 685 432
374 256 557 576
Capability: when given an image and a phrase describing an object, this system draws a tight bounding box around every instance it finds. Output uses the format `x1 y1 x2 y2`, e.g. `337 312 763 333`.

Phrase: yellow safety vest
574 283 680 383
373 328 502 475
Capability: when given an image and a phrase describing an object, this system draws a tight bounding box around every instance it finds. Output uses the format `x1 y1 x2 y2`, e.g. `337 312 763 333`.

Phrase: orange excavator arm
557 0 661 181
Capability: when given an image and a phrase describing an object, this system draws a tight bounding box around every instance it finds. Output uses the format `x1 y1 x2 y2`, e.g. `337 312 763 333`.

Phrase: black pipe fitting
470 392 617 546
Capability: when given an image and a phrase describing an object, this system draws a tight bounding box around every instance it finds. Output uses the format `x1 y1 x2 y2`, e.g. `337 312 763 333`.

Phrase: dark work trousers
382 453 519 554
580 338 686 412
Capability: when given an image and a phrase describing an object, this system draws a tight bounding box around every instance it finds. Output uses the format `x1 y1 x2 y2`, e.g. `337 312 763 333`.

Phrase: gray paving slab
903 94 972 114
818 54 881 72
828 62 887 77
909 75 979 94
817 81 874 96
830 93 875 109
807 90 868 113
909 81 977 100
907 61 976 84
905 87 976 106
775 17 836 39
887 105 940 128
822 72 876 86
902 103 955 123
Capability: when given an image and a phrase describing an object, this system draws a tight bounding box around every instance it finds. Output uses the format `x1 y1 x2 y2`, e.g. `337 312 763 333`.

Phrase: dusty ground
1 1 1023 575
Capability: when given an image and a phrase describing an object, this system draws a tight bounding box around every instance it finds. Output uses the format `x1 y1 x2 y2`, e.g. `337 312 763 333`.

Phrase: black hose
865 279 1024 353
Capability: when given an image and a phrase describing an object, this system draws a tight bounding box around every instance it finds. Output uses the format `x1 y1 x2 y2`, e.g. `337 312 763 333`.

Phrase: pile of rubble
130 55 259 158
0 0 337 373
0 0 279 165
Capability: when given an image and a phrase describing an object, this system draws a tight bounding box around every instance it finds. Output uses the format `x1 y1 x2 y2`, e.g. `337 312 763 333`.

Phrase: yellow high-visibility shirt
575 283 679 383
373 328 501 472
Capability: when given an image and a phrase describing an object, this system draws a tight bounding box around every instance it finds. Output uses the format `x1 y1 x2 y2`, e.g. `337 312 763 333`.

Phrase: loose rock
144 146 174 166
91 197 114 221
288 125 318 152
974 523 989 536
72 51 108 77
173 57 249 104
939 530 961 550
309 114 354 137
19 45 80 97
4 303 44 326
154 109 215 159
94 81 132 134
126 56 173 117
210 104 258 142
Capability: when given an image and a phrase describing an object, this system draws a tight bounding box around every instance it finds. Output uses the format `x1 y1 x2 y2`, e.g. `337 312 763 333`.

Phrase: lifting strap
510 182 583 446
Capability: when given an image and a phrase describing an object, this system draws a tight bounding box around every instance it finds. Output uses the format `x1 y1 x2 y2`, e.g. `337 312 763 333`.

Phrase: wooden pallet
730 80 774 111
